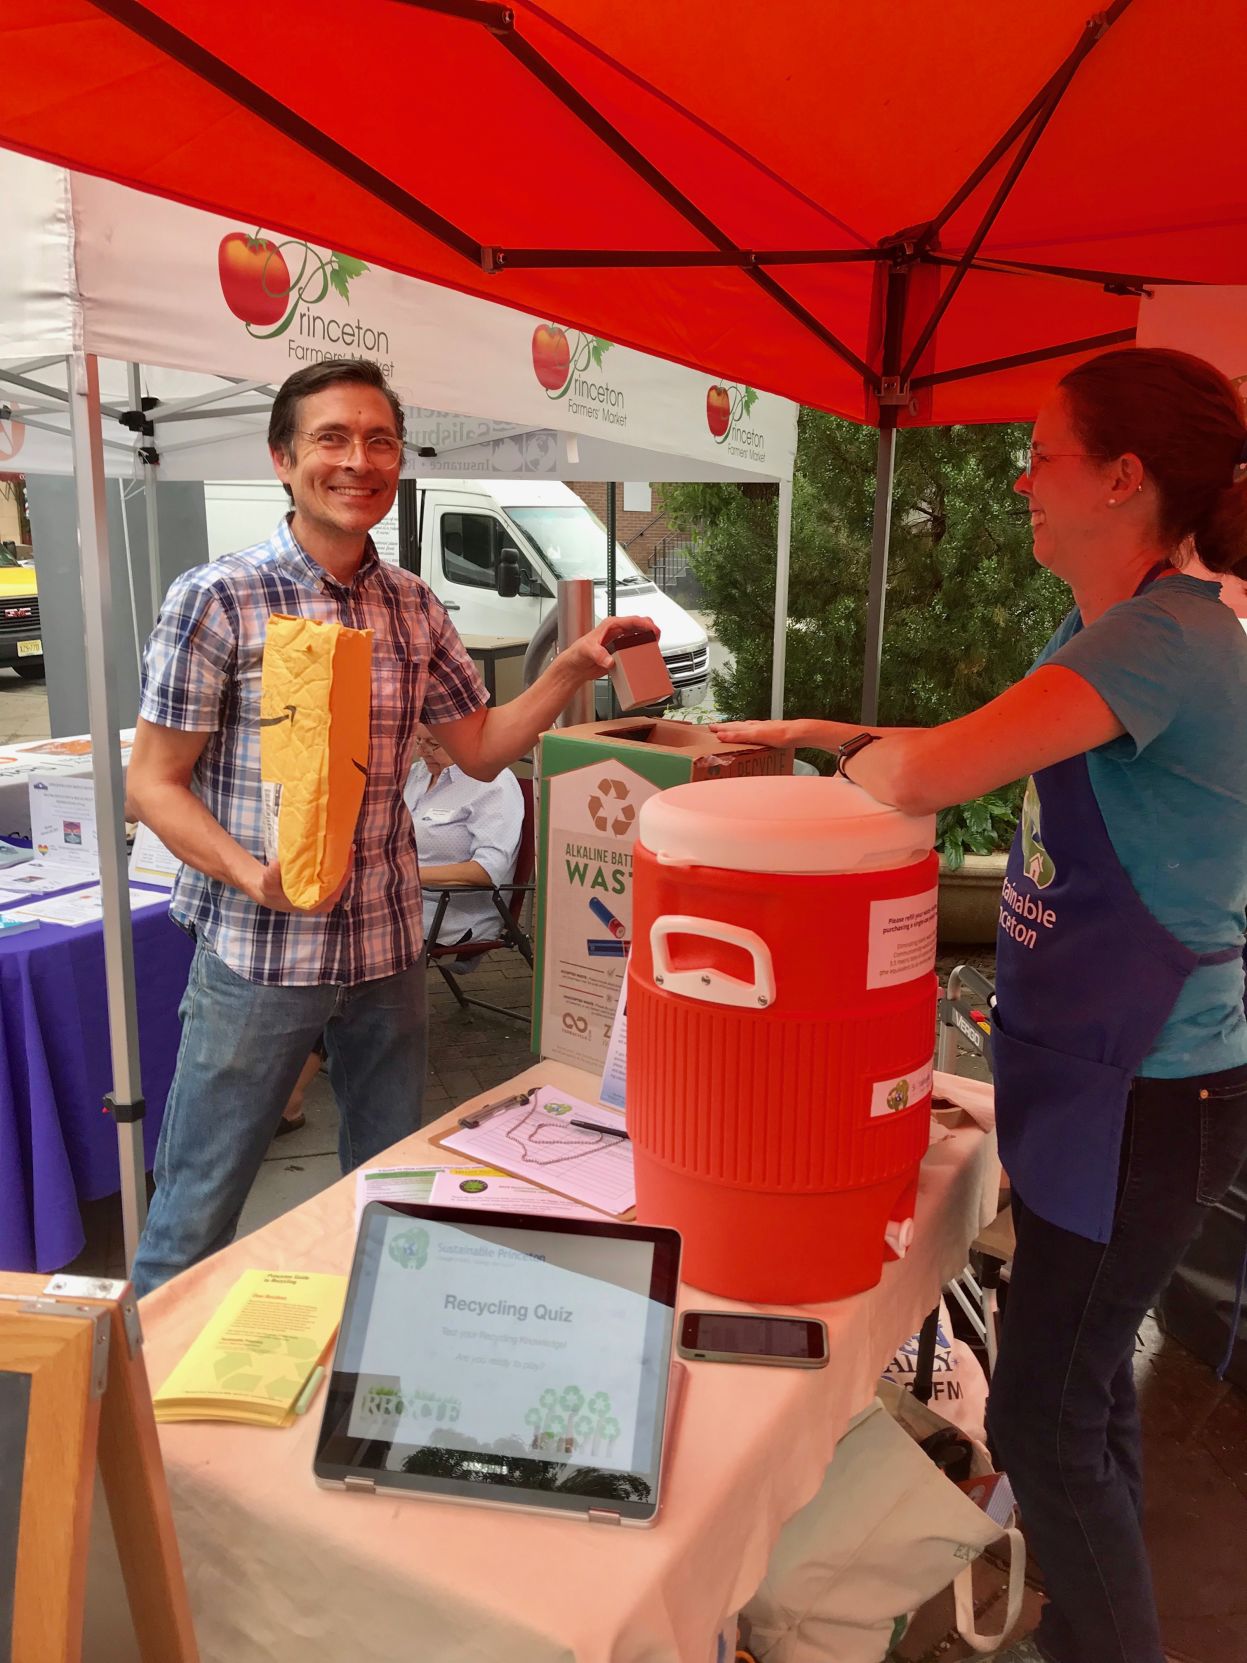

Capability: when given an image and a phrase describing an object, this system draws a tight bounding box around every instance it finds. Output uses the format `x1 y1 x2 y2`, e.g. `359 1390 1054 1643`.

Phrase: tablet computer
314 1202 682 1526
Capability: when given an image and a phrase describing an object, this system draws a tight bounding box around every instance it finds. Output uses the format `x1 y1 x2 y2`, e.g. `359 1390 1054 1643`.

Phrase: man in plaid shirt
127 359 648 1296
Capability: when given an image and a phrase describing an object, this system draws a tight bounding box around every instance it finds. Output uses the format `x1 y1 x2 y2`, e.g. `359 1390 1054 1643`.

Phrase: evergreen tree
661 412 1069 732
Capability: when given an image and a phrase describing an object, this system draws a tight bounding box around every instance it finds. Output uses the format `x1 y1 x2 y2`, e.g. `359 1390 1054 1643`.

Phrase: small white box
607 627 674 711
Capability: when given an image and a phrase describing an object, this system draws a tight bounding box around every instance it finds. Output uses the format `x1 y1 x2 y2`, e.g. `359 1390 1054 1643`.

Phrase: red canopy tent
4 0 1246 717
3 0 1245 1266
4 1 1244 410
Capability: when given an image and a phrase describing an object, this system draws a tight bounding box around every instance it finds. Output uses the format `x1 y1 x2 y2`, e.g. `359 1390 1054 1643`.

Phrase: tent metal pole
605 481 617 619
92 0 483 265
861 426 897 727
128 364 163 636
495 31 879 387
605 482 618 717
67 351 148 1272
0 364 124 417
143 468 161 631
769 476 793 720
0 408 133 454
910 326 1138 391
149 377 274 416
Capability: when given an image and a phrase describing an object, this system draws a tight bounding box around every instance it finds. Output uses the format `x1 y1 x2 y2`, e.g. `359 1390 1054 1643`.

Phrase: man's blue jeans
988 1064 1247 1663
132 944 428 1299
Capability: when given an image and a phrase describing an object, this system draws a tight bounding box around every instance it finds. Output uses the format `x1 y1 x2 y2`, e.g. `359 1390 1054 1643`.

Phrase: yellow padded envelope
260 615 373 909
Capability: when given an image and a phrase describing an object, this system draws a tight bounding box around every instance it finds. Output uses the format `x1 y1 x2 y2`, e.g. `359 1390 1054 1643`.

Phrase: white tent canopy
0 145 798 1271
0 151 796 486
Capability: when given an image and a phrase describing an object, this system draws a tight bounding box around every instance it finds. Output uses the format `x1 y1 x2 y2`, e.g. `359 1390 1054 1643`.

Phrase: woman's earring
1108 498 1117 506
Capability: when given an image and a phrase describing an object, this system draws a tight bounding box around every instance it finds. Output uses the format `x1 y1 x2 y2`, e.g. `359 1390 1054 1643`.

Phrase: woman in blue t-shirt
713 347 1247 1663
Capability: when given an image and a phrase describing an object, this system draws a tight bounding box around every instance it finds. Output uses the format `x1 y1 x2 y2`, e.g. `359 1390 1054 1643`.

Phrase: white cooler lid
638 775 935 875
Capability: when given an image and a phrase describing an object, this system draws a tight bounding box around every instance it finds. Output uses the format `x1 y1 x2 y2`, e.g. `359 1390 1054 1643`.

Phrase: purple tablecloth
0 885 193 1271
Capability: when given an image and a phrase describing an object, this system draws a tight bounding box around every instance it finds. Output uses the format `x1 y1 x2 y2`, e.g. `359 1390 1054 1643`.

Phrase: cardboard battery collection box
533 717 793 1071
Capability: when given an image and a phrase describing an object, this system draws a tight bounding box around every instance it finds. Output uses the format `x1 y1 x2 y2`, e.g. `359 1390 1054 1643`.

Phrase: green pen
293 1365 326 1417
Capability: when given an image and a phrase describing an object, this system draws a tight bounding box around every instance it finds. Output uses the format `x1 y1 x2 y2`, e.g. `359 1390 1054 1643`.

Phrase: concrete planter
937 851 1008 946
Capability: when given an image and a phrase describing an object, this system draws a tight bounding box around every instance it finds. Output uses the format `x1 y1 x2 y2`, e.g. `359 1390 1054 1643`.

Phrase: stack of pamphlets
153 1269 346 1428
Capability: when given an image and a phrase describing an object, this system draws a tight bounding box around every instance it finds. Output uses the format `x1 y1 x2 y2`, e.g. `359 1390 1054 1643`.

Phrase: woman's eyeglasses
1026 445 1109 475
296 429 404 468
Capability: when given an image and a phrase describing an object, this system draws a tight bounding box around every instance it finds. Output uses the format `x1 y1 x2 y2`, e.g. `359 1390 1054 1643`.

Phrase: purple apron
992 564 1243 1243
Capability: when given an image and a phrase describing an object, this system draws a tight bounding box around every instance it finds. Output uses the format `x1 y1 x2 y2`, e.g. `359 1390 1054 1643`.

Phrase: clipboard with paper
432 1085 635 1216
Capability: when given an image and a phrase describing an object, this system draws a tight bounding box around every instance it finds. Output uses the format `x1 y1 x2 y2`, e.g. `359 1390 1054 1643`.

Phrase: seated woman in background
405 724 523 961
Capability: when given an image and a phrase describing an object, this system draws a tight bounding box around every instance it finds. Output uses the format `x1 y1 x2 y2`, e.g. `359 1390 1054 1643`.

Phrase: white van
202 478 710 713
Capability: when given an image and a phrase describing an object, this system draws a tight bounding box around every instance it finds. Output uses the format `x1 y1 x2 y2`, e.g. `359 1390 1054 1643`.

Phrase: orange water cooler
628 775 938 1303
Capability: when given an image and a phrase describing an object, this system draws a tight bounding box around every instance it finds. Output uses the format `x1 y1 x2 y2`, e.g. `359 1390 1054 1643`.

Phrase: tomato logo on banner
216 231 395 377
217 232 370 338
706 381 758 443
531 326 626 427
532 323 573 391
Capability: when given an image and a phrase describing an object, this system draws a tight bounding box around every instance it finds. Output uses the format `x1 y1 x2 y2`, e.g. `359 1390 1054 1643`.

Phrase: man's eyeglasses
296 429 404 468
1026 445 1109 475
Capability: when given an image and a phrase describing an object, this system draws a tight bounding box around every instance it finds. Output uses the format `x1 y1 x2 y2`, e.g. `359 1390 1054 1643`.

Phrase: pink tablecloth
88 1062 996 1663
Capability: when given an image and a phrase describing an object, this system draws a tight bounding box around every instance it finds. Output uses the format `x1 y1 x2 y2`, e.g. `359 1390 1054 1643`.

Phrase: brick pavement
424 954 538 1122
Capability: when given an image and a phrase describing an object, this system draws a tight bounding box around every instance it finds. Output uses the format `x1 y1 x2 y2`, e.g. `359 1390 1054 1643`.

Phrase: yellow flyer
154 1269 346 1427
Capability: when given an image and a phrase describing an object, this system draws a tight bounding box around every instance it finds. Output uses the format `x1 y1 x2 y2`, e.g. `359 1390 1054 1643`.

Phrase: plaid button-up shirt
140 517 487 985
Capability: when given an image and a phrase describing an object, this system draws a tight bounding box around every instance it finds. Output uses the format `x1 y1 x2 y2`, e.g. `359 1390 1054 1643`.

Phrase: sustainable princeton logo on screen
388 1227 429 1270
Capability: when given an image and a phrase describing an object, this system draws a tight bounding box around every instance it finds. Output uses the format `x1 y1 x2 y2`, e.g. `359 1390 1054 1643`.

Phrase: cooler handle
649 914 775 1009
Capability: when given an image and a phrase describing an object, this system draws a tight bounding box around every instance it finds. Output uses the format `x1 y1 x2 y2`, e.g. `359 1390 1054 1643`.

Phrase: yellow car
0 544 42 680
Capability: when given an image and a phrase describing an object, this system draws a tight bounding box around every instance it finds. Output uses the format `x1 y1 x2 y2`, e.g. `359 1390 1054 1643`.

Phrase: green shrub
935 787 1021 871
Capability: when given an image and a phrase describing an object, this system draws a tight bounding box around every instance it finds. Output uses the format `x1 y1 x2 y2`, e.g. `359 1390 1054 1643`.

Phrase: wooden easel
0 1273 197 1663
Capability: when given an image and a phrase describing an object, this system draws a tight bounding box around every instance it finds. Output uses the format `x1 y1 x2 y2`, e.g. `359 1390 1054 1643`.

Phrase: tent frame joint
118 396 160 437
877 376 912 408
105 1092 147 1127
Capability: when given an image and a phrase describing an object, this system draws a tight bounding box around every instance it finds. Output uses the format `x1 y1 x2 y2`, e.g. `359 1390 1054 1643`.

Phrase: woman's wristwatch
834 731 880 779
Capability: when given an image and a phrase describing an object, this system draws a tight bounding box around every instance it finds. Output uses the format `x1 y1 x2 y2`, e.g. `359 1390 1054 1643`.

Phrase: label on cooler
869 1058 934 1118
865 888 938 988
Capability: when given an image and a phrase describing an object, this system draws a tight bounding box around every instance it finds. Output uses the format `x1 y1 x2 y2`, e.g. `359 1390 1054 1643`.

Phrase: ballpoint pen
458 1088 533 1129
569 1118 630 1141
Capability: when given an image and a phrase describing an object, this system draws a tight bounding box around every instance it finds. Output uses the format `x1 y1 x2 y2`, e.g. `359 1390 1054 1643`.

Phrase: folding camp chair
422 776 535 1021
934 962 1008 1378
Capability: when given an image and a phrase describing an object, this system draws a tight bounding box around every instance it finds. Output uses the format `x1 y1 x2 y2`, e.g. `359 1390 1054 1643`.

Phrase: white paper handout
428 1168 607 1219
129 821 181 888
353 1164 483 1227
10 885 169 928
440 1086 635 1215
28 775 99 868
0 857 94 895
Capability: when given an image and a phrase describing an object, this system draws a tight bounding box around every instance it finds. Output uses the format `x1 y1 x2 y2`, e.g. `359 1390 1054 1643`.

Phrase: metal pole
556 578 595 728
605 482 618 718
68 352 147 1270
605 481 618 619
128 365 163 637
769 476 793 719
861 425 897 726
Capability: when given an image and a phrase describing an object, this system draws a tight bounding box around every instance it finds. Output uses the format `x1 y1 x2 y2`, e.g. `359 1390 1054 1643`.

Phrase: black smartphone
677 1309 829 1369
